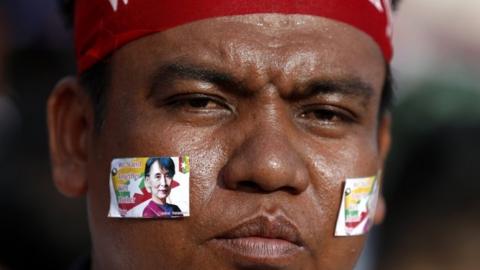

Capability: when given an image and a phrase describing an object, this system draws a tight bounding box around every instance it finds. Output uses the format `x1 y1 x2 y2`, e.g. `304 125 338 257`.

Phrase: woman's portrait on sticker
143 157 184 218
108 156 190 218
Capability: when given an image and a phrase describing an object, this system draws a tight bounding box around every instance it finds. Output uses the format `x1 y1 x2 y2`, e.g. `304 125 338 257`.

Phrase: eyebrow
290 78 374 105
149 62 249 97
150 62 375 103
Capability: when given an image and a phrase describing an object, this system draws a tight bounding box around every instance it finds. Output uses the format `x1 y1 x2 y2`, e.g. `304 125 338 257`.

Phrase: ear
378 113 392 166
47 77 94 197
374 195 386 225
374 113 392 225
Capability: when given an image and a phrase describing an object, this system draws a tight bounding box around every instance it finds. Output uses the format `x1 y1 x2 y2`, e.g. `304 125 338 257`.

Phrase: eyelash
164 94 231 111
162 94 358 127
299 105 357 124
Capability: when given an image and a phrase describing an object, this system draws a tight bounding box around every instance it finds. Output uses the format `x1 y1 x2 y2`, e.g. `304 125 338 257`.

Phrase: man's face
85 14 387 270
146 161 172 202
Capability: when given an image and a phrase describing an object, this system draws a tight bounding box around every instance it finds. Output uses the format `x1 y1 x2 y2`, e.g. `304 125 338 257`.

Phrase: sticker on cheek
108 156 190 218
334 174 379 236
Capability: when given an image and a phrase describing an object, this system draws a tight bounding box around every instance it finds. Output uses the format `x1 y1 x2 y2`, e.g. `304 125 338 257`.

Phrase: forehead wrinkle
156 14 382 98
207 31 325 95
208 26 337 97
272 50 320 91
194 19 331 92
206 33 275 92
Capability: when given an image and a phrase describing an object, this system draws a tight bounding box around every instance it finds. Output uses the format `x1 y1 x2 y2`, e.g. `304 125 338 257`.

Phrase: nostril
237 181 262 193
236 180 301 194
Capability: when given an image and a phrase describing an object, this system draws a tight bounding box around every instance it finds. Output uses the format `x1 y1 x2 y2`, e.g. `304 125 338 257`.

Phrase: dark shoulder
69 255 91 270
166 203 183 217
167 203 182 212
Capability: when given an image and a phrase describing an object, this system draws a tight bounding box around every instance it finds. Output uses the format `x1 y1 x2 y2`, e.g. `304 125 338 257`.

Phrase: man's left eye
299 107 355 124
185 97 220 109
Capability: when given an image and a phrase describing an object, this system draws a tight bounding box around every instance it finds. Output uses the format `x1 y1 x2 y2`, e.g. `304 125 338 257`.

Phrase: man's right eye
165 94 231 112
184 97 220 109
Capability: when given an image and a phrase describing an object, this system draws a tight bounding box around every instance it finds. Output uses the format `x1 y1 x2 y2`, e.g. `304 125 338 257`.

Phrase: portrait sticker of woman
143 157 184 218
108 156 190 218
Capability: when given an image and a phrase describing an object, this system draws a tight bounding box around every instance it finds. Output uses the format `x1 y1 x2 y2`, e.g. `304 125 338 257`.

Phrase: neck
152 196 166 205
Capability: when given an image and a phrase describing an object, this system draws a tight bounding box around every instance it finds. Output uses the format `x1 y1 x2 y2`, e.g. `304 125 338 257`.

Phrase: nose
158 174 167 187
221 127 310 195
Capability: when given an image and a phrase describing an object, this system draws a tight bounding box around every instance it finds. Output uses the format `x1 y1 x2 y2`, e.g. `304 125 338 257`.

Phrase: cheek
86 102 224 264
306 133 379 196
297 135 379 263
86 86 383 269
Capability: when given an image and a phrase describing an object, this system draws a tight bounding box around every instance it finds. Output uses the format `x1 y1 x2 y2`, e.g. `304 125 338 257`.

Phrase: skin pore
48 14 390 270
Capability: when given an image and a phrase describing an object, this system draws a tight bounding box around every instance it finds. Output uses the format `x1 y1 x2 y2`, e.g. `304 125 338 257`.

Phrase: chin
155 194 168 200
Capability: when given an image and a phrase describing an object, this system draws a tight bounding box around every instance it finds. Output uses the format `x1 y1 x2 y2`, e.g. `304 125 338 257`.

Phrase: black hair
59 0 110 129
59 0 400 129
78 58 111 130
144 157 176 178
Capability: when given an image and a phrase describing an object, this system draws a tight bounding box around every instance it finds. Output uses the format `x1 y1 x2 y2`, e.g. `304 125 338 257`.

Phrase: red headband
75 0 393 74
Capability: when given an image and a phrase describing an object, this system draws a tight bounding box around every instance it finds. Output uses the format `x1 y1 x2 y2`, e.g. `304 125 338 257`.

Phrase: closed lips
208 215 306 266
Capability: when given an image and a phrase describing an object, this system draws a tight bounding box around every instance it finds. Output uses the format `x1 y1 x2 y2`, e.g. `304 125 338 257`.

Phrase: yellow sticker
335 174 379 236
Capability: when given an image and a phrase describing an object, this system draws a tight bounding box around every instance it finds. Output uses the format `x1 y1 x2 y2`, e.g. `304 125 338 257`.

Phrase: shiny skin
49 14 389 270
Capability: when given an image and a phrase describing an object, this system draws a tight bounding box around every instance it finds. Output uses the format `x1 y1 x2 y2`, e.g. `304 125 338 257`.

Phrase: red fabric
75 0 393 74
117 180 179 213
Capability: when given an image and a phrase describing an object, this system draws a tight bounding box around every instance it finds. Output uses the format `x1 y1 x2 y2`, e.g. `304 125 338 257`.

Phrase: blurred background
0 0 479 269
0 1 88 269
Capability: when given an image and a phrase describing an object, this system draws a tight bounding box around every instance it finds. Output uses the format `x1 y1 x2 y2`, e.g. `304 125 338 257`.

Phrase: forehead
150 162 168 172
149 161 161 170
110 14 385 93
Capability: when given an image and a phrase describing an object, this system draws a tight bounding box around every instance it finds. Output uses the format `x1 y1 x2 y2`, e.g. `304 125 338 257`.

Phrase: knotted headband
75 0 393 74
